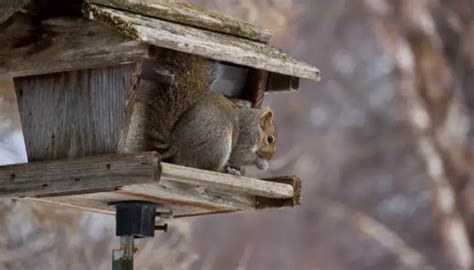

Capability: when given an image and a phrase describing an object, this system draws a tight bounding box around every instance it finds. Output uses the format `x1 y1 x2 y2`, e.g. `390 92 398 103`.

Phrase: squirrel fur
136 49 277 175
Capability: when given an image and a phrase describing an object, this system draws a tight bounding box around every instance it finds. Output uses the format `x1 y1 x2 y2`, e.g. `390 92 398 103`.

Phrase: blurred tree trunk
366 1 474 269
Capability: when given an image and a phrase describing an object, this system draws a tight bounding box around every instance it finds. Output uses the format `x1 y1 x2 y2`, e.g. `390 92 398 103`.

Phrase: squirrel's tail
128 49 215 157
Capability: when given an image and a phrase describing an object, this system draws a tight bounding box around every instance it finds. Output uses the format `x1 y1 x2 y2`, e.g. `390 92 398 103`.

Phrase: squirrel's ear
259 108 273 128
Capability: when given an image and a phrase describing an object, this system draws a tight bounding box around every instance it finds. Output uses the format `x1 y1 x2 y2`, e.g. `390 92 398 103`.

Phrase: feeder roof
83 1 321 81
1 0 320 81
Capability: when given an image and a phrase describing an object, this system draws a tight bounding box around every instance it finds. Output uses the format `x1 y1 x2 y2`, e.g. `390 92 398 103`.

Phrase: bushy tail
119 49 215 156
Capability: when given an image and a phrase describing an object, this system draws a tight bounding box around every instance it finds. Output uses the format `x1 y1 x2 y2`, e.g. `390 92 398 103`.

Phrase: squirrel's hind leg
169 124 234 172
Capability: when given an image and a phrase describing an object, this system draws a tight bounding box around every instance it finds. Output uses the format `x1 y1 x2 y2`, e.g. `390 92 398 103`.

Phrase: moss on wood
83 4 321 81
83 4 139 40
85 0 272 43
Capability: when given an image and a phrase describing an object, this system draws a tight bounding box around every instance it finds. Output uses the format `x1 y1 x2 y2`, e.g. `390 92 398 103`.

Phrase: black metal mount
114 201 159 238
111 201 171 270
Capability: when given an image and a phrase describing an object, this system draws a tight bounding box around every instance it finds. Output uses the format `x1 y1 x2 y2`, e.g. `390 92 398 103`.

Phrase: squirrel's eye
267 135 274 144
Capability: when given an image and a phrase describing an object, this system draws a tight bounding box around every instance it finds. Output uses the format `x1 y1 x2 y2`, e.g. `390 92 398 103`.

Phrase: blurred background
1 0 474 269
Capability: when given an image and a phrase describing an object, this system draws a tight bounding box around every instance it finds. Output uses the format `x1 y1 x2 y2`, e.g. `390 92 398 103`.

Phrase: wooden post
244 68 269 108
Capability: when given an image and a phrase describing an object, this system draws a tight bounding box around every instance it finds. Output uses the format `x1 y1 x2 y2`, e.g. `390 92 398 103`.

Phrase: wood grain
161 162 295 199
8 160 298 216
119 179 256 211
21 177 256 217
22 193 219 217
0 152 160 197
256 176 302 209
0 17 149 78
0 0 30 24
86 0 272 43
14 64 136 161
84 4 321 81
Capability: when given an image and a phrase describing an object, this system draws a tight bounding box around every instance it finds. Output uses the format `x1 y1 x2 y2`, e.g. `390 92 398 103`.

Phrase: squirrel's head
257 108 277 160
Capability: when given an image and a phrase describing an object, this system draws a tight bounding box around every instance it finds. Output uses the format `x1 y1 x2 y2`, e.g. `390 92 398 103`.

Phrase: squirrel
132 49 277 175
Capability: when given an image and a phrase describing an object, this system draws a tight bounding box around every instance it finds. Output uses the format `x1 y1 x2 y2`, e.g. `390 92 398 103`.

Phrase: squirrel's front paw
255 159 269 171
225 166 241 176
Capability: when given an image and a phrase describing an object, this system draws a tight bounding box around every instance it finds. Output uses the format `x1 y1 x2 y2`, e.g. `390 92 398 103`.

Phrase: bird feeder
0 0 320 268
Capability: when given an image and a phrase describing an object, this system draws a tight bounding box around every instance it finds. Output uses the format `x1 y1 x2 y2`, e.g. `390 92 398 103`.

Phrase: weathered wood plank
161 162 294 199
84 4 321 81
23 180 254 216
18 174 298 217
22 193 216 217
0 17 149 77
8 158 299 216
119 179 256 211
172 210 236 218
14 64 136 161
22 196 117 215
20 175 256 216
0 152 160 197
86 0 271 43
0 0 30 24
266 73 300 92
256 176 302 209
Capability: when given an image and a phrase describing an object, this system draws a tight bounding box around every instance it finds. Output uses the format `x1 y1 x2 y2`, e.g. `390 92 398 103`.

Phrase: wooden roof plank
0 16 149 78
83 4 321 81
85 0 272 43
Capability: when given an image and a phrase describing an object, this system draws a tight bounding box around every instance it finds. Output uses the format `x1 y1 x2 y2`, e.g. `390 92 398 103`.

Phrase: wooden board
0 153 299 218
86 0 272 43
0 16 149 78
0 152 160 197
256 176 301 209
83 4 321 81
160 163 293 199
244 69 269 108
22 192 234 217
14 64 136 161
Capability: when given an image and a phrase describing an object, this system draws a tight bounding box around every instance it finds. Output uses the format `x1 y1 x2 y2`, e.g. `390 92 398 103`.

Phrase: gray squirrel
134 49 277 175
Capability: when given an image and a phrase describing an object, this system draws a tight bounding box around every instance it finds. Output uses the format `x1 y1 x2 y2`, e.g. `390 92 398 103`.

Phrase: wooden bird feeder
0 1 319 221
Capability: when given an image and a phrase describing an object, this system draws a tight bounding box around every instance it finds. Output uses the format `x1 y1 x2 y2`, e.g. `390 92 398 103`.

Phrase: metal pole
110 201 170 270
112 236 135 270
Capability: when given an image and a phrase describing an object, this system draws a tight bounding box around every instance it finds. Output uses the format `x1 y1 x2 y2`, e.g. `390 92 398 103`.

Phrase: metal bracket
111 201 171 270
